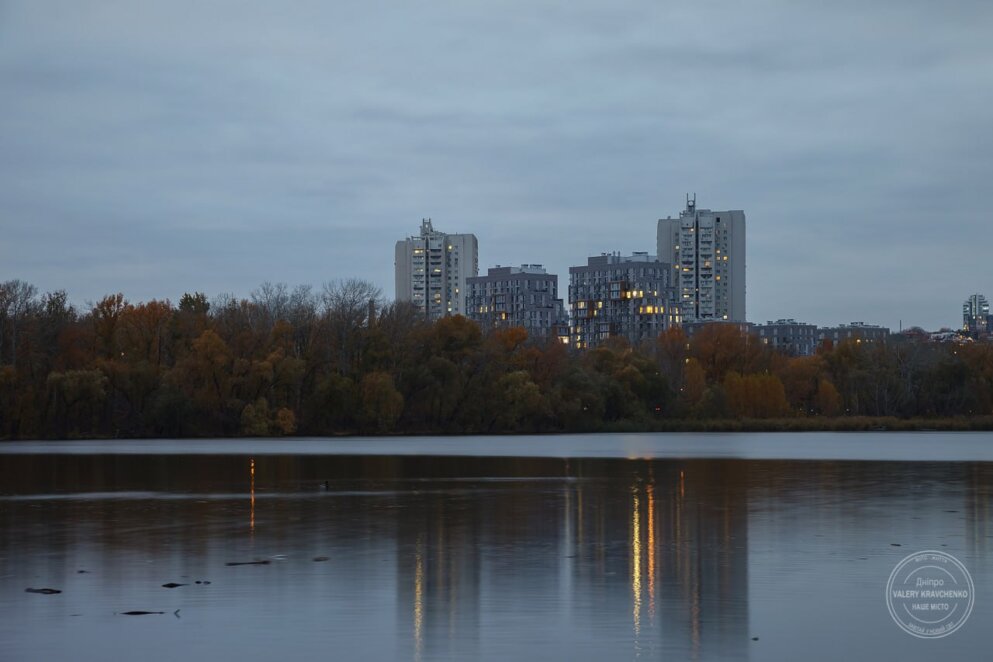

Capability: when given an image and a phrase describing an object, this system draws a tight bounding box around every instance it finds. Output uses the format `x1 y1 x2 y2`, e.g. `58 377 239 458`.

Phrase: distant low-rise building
568 252 678 349
754 319 818 356
680 320 754 340
817 322 889 346
466 264 566 341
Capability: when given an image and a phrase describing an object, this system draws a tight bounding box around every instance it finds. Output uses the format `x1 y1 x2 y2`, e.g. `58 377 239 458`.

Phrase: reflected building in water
393 459 750 660
565 460 750 659
6 450 993 661
395 489 483 660
966 464 992 563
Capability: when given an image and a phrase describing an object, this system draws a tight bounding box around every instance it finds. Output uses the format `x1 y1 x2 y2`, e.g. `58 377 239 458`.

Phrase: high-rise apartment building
657 196 745 323
568 252 679 349
963 293 990 334
395 219 478 320
466 265 567 340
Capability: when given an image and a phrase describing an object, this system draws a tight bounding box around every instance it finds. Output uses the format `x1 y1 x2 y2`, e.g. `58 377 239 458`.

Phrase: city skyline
3 5 993 661
2 2 992 332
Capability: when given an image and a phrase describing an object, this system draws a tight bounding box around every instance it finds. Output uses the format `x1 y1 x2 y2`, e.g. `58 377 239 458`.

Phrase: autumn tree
321 279 382 376
46 369 108 437
656 326 688 394
724 372 789 418
359 371 404 433
88 294 130 363
4 274 993 439
815 379 842 416
0 279 38 368
779 356 825 415
488 370 548 431
168 329 235 433
681 358 707 411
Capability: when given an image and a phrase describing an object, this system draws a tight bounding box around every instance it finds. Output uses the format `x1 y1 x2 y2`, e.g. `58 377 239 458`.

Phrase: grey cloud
1 0 991 329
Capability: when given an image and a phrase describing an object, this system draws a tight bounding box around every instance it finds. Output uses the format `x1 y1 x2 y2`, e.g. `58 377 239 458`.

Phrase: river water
1 433 991 660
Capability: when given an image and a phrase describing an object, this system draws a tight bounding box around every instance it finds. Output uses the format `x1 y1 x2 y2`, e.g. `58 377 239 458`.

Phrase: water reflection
631 486 641 638
383 459 751 659
0 451 990 661
395 480 482 660
413 535 424 662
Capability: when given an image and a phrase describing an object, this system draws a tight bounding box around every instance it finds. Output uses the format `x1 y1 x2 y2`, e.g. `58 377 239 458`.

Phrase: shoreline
3 416 993 442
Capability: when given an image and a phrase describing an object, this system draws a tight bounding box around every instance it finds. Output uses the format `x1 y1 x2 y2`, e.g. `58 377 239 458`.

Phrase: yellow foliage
724 372 788 418
816 379 842 416
275 408 297 435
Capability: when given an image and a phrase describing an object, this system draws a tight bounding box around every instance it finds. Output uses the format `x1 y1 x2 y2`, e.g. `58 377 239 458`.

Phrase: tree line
1 278 991 439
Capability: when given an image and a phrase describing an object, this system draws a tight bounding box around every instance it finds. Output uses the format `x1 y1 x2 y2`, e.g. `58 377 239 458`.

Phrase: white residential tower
395 219 478 321
657 196 746 323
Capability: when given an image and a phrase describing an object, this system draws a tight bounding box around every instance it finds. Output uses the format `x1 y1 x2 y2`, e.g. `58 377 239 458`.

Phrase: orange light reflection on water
647 483 655 620
632 489 641 637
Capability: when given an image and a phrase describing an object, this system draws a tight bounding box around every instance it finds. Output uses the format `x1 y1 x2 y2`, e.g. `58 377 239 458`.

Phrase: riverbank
638 416 993 433
4 415 993 442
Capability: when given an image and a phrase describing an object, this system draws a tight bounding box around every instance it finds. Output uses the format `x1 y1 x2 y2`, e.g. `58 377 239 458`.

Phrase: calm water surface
1 433 991 661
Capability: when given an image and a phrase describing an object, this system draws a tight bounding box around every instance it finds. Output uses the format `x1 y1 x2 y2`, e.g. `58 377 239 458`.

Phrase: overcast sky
2 1 991 330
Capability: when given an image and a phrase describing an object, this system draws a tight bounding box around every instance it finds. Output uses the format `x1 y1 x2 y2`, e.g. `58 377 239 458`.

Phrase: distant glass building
963 293 991 334
568 252 678 349
395 219 478 321
466 265 567 341
657 196 746 324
